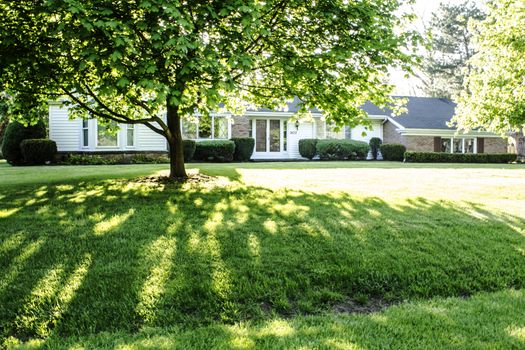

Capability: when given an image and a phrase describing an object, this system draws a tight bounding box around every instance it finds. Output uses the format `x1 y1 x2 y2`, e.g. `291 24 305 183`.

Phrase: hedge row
404 152 517 163
193 138 254 162
299 139 370 160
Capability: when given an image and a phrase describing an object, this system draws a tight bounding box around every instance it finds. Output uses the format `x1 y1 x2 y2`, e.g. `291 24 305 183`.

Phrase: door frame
251 118 288 158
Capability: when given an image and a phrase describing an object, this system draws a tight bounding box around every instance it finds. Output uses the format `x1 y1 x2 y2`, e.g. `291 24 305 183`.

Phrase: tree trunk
516 128 525 161
166 101 187 179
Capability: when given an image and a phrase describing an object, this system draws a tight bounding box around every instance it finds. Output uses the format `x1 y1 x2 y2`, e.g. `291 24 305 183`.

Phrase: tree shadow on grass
0 179 525 344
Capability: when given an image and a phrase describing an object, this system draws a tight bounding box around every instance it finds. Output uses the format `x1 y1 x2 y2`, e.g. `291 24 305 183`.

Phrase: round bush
380 143 406 161
231 137 255 161
20 139 57 165
183 140 196 162
1 120 46 165
316 139 369 160
369 137 382 159
298 139 318 160
194 140 235 162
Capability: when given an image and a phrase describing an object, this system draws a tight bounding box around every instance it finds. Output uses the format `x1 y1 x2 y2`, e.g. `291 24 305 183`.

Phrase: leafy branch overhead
0 1 419 124
0 0 420 177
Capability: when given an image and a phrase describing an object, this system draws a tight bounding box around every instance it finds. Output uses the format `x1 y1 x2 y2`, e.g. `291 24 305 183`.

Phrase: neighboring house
48 96 509 160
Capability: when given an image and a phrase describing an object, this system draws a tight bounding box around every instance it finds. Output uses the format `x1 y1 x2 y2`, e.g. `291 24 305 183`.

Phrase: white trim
244 111 323 118
386 117 405 130
252 118 288 158
399 128 502 138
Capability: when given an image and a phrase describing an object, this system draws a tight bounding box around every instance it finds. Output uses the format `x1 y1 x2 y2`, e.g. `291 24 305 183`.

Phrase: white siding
49 104 81 151
287 121 314 159
135 124 167 151
351 121 383 143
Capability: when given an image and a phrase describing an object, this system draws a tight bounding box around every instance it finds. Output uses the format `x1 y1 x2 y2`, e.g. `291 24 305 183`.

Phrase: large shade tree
453 0 525 160
0 0 419 178
419 0 485 98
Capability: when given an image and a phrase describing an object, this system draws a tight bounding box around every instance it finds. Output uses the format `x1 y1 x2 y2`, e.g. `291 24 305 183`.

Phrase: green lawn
1 161 525 349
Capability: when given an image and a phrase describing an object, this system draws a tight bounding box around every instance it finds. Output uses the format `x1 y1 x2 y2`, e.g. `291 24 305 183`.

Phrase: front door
253 119 285 157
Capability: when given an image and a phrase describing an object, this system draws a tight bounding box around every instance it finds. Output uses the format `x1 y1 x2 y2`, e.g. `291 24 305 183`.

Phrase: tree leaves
454 0 525 135
0 0 419 136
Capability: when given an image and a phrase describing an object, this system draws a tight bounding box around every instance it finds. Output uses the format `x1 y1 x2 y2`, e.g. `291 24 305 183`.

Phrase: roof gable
361 96 457 130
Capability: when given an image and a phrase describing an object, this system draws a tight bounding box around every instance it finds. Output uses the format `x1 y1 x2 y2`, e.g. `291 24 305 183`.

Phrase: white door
253 119 287 158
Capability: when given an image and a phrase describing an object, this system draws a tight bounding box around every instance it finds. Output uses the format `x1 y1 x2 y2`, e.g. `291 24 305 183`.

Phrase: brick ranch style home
49 96 511 160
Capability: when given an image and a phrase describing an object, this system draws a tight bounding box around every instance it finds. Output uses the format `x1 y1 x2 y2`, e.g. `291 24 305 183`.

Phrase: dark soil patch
333 297 394 314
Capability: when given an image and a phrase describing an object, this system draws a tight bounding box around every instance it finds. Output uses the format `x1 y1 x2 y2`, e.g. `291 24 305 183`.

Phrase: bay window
181 115 230 140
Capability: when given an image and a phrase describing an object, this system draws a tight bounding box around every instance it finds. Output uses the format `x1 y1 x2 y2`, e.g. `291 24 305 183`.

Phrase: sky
392 0 484 96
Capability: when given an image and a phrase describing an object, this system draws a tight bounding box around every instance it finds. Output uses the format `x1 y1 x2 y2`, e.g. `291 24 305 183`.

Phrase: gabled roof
248 96 457 130
361 96 456 130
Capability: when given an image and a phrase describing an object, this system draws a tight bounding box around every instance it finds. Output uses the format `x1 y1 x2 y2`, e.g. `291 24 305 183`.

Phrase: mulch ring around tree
134 173 218 186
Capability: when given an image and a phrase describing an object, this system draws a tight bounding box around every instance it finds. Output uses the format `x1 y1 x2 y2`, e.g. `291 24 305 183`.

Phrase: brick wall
231 116 251 138
383 121 404 144
404 136 435 152
483 137 508 153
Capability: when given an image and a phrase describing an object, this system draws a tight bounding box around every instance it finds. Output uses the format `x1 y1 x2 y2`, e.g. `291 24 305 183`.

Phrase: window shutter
477 138 484 154
434 137 442 152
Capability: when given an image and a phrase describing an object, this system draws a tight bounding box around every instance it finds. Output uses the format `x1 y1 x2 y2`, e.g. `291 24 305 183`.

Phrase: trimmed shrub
194 140 235 162
299 139 318 160
404 152 517 163
20 139 57 165
183 140 196 162
316 139 369 160
231 137 255 161
380 143 406 161
369 137 382 159
1 120 46 165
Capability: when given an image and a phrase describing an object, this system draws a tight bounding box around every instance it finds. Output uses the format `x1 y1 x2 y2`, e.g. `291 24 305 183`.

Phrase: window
97 121 118 147
453 138 463 153
283 121 287 152
464 138 475 153
199 115 212 139
126 124 135 147
82 120 89 147
182 118 198 139
326 123 346 139
316 120 349 139
441 137 476 154
181 115 229 139
441 138 452 153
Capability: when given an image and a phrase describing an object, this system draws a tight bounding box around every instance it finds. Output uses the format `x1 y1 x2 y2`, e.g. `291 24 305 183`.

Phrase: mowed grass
1 161 525 349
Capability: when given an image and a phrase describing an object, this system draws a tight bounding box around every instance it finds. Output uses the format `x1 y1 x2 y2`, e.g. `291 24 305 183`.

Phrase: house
48 96 509 160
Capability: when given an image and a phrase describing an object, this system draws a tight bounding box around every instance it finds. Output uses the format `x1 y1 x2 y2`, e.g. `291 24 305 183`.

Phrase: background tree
453 0 525 160
0 0 419 178
419 1 485 98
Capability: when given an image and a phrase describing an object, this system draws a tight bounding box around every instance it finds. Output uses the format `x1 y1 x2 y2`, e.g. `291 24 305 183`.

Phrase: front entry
253 118 287 158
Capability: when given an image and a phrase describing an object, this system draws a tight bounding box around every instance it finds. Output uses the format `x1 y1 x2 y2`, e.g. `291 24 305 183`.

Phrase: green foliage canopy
0 0 420 176
453 0 525 141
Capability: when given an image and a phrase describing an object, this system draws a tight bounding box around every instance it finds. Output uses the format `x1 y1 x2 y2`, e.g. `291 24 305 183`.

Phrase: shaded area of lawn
1 161 523 188
1 180 525 343
8 289 525 349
